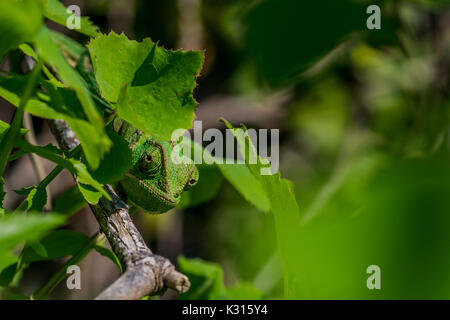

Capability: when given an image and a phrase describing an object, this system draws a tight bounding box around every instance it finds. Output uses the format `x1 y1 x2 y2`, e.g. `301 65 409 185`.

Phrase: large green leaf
179 137 270 212
34 26 111 169
49 29 86 61
227 282 264 300
178 256 263 300
44 0 99 37
15 140 110 203
87 128 133 184
0 73 111 173
178 164 223 209
0 213 65 250
69 159 110 203
0 74 64 120
21 230 89 263
217 164 270 213
76 183 102 205
222 120 303 299
93 244 122 273
178 256 229 300
0 253 16 283
88 32 204 140
0 0 43 60
0 212 66 272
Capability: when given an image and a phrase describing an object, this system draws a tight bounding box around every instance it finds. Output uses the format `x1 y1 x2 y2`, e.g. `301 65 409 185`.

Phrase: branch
48 119 190 300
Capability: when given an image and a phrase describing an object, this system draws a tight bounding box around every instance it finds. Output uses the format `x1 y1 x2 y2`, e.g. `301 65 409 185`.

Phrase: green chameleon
112 117 199 214
53 32 199 213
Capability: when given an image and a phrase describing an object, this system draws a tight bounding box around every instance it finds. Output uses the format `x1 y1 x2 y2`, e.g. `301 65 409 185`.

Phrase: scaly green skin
113 118 198 213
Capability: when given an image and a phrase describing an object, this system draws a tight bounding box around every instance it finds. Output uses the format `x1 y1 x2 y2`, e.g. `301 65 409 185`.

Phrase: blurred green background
1 0 450 299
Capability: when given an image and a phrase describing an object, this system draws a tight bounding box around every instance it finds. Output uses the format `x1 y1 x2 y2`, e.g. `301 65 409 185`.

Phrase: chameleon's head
120 137 198 214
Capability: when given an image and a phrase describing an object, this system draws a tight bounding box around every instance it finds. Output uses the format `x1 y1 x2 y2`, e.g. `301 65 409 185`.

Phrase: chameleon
52 32 199 213
112 117 199 214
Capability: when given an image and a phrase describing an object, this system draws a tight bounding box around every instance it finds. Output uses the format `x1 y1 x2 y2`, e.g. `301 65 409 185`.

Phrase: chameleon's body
113 118 198 214
53 39 198 213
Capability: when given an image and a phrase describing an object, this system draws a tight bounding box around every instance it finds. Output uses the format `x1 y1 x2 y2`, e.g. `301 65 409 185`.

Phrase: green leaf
15 140 110 203
0 63 41 177
28 240 48 258
93 245 122 273
0 212 66 272
27 187 47 212
179 164 223 209
177 256 229 300
0 120 28 145
0 74 64 120
88 32 154 103
44 0 99 37
0 263 17 286
77 183 102 205
69 159 109 201
0 212 66 250
245 0 365 85
19 43 62 86
217 164 270 213
88 32 204 140
87 128 133 184
179 137 270 212
222 119 303 299
42 81 112 171
177 256 264 300
15 186 47 212
14 186 34 195
49 29 86 60
53 186 87 216
34 26 111 169
0 0 43 60
0 74 109 173
21 230 90 263
0 252 17 279
227 282 264 300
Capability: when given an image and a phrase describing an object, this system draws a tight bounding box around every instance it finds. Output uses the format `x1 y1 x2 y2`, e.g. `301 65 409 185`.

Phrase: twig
47 119 190 300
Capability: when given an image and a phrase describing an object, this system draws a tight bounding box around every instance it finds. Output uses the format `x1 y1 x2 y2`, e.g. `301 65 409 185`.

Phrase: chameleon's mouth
124 173 179 205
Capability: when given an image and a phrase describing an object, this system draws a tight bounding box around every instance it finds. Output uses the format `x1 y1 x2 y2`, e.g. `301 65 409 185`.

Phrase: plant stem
31 232 103 300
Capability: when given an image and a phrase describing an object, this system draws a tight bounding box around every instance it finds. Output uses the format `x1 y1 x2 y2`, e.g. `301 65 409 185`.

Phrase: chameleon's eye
139 148 161 175
184 167 199 190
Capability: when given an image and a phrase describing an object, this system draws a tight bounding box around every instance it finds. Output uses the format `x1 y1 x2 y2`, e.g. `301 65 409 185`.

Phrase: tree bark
48 119 190 300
